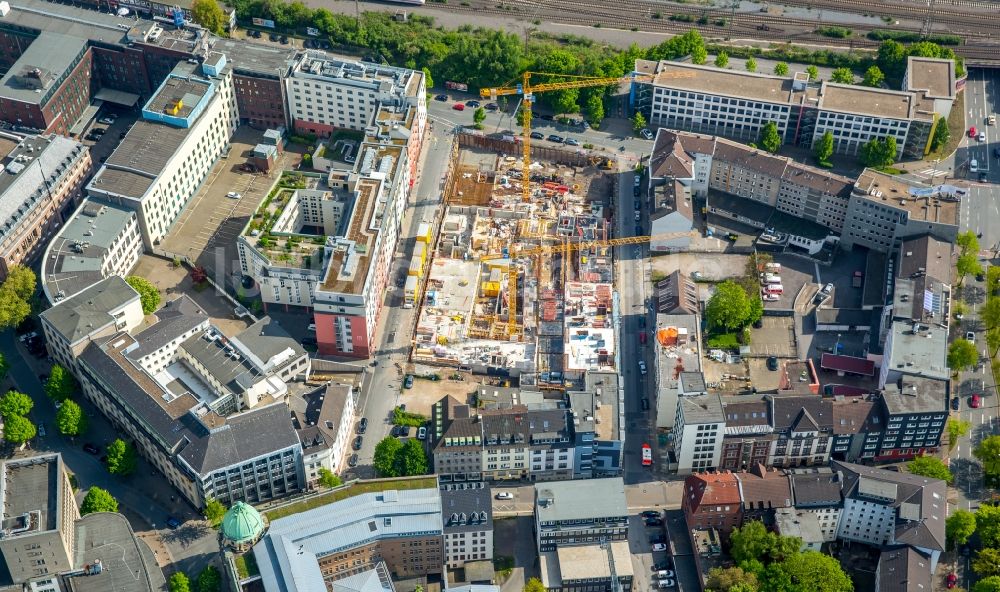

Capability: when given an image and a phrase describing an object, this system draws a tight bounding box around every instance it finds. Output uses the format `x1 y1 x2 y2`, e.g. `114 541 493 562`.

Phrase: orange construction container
657 326 679 346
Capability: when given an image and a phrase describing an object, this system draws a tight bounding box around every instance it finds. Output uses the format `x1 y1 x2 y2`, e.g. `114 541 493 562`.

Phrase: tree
975 435 1000 476
169 572 192 592
631 112 647 133
745 57 757 73
984 299 1000 331
197 565 222 592
706 567 758 592
947 509 977 548
56 399 87 436
862 65 885 87
691 45 707 65
860 137 897 168
126 276 160 314
877 40 908 80
706 280 754 331
814 131 834 165
758 121 781 154
0 281 31 330
317 467 342 488
373 436 403 477
957 230 981 256
106 438 138 476
421 67 434 91
0 390 33 418
45 365 77 402
976 501 1000 548
907 455 953 483
974 548 1000 578
191 0 226 35
584 93 604 126
524 578 545 592
4 266 36 302
947 418 972 448
779 551 853 592
203 498 226 525
931 119 950 151
473 107 486 129
957 253 984 285
806 65 819 81
830 67 855 84
948 339 979 372
80 486 118 515
715 51 729 68
974 577 1000 592
730 521 777 565
773 62 789 76
3 414 36 444
0 353 8 382
399 438 429 476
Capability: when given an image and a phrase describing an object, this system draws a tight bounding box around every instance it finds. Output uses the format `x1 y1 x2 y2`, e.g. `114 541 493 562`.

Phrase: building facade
535 478 628 552
673 394 725 474
441 482 494 568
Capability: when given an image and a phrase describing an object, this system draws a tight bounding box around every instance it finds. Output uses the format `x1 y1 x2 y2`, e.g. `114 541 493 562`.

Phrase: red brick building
682 472 742 535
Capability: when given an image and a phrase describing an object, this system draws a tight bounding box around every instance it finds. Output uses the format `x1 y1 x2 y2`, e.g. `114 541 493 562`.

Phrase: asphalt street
955 70 1000 250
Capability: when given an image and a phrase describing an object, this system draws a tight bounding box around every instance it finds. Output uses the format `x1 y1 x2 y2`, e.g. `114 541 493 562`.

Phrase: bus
642 443 653 466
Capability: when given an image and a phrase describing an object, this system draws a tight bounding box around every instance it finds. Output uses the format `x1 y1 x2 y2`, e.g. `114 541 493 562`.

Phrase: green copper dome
221 501 264 544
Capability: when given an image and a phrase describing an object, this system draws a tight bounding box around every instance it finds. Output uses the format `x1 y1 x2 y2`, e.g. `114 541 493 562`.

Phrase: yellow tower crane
480 70 695 337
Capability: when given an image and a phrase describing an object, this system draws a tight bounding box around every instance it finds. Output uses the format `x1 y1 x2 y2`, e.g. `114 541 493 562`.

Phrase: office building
254 485 445 586
294 383 357 482
440 482 494 568
535 478 628 552
539 542 634 592
673 393 725 474
653 313 703 430
874 377 947 461
786 467 844 544
86 57 238 248
41 199 142 304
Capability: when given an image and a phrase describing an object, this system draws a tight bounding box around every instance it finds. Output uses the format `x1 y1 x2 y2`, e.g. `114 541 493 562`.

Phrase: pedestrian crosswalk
910 166 950 180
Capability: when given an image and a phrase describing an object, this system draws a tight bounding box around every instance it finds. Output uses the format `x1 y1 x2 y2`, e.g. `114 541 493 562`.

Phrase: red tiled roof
684 472 741 514
821 353 875 376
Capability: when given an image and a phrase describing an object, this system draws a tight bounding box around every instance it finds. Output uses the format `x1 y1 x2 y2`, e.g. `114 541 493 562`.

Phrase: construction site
411 132 620 389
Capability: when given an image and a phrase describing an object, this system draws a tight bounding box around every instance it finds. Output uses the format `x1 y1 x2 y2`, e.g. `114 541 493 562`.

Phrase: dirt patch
398 374 481 416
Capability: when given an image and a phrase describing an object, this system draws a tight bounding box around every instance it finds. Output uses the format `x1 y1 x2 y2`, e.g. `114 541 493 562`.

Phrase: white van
766 284 784 295
765 262 781 272
762 274 782 285
971 159 979 173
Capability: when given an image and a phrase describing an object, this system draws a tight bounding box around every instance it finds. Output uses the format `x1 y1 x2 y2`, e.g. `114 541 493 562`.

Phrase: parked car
546 134 564 143
530 131 545 140
967 331 976 343
655 571 675 579
279 36 289 44
452 103 465 111
226 191 241 199
434 94 449 102
485 103 499 111
348 454 359 467
979 131 987 142
981 172 989 183
391 425 401 437
649 534 666 544
401 426 411 437
657 579 676 589
165 516 182 529
767 356 779 371
83 443 100 455
565 138 581 146
645 518 664 527
652 543 667 552
353 435 363 450
417 426 427 440
971 159 980 173
641 511 661 519
495 491 514 500
359 417 369 432
465 100 480 108
640 128 654 140
952 397 961 410
98 115 116 125
638 360 647 375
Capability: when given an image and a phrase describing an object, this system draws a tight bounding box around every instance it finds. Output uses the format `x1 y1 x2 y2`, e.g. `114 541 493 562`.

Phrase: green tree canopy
976 503 1000 548
191 0 227 35
715 51 729 68
806 65 819 81
876 40 908 79
930 119 950 151
859 137 897 168
0 390 33 418
957 230 981 255
983 298 1000 331
862 65 885 87
3 414 36 444
421 67 434 90
647 30 705 61
126 276 161 314
974 548 1000 578
584 93 604 126
706 280 754 331
524 578 545 592
907 455 953 483
399 438 429 476
632 112 647 133
957 253 984 285
81 486 119 515
45 364 77 402
830 67 855 84
706 566 758 592
56 399 87 437
0 353 8 382
0 268 33 330
947 339 979 372
814 131 834 165
317 467 342 488
196 565 222 592
106 438 138 476
373 436 403 477
947 509 977 548
473 106 486 129
974 576 1000 592
745 57 757 72
4 266 36 301
204 498 226 525
975 435 1000 476
169 572 192 592
758 121 781 153
779 551 853 592
730 521 778 564
947 417 972 448
691 45 708 65
773 62 789 76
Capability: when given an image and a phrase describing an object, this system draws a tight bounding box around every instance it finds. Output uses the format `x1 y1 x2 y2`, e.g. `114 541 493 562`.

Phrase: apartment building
39 275 145 372
86 57 238 248
718 398 774 472
0 133 91 281
785 467 844 544
634 58 951 159
735 464 792 522
254 485 445 587
41 199 142 304
874 377 947 461
431 395 485 481
682 471 742 535
535 478 628 552
769 395 834 468
673 393 725 474
294 382 357 482
480 407 573 481
441 482 494 568
654 314 703 430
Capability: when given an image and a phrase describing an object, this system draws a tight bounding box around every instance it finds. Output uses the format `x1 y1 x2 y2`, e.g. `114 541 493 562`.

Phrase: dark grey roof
181 402 300 474
770 395 833 432
881 377 947 416
66 512 166 592
480 407 569 449
815 308 872 326
788 468 843 507
40 276 139 345
179 331 260 394
128 296 208 359
441 482 493 534
234 317 307 371
679 393 725 424
832 460 946 552
721 398 770 427
877 546 932 592
0 33 87 104
656 270 698 315
679 372 707 394
295 384 353 453
707 190 775 225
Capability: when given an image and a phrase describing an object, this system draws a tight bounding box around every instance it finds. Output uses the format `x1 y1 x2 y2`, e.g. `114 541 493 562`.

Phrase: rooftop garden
247 172 328 269
263 476 438 521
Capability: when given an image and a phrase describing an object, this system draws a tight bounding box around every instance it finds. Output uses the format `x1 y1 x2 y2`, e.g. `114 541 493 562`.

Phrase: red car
452 103 465 111
970 126 978 138
947 572 958 589
972 394 982 408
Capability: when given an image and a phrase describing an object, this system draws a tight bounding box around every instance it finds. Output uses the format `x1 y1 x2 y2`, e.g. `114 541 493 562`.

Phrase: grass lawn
264 476 438 521
926 90 965 161
234 553 259 579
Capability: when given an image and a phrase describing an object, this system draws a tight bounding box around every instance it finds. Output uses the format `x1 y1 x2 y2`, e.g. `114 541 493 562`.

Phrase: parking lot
761 254 817 309
815 248 869 309
78 107 140 165
159 127 300 290
749 316 797 358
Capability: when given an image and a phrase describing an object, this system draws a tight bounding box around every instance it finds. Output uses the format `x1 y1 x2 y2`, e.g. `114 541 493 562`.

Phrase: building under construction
412 133 618 388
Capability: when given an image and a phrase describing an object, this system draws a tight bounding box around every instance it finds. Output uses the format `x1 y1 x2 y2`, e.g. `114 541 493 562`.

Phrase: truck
852 271 863 288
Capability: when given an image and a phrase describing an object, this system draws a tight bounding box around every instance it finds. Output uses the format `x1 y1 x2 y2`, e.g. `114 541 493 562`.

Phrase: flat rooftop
43 199 136 302
320 176 384 294
215 38 296 77
535 477 627 523
67 512 166 592
906 56 956 99
2 0 143 43
885 320 949 382
292 52 414 93
882 375 947 415
146 75 211 119
0 32 87 104
819 83 916 120
547 541 633 584
641 59 795 105
854 169 960 226
88 121 190 200
1 455 60 536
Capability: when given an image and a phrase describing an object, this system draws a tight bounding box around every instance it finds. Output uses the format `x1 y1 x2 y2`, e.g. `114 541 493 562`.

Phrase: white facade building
672 393 725 474
86 55 238 248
